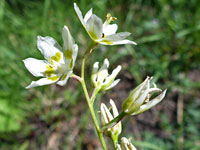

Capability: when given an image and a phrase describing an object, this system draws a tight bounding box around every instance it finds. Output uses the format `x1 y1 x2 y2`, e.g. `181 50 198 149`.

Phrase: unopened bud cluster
91 58 121 91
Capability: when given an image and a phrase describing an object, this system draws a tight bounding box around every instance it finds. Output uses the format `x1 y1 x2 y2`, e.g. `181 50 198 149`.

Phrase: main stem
80 47 108 150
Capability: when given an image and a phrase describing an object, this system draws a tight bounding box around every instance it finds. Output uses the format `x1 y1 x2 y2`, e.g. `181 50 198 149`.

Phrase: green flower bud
122 76 167 115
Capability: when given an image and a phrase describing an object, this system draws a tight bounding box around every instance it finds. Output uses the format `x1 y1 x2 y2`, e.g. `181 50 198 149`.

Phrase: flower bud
91 58 121 91
100 99 122 138
117 137 137 150
122 76 167 115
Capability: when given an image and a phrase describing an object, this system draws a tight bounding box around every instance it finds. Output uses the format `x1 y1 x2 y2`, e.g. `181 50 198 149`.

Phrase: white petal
56 71 72 86
135 77 150 92
131 89 167 115
124 77 150 107
122 77 150 113
110 99 119 118
98 58 109 75
37 36 63 60
71 44 78 68
86 14 103 40
92 62 99 74
23 58 48 77
62 26 74 52
121 137 137 150
103 24 118 36
111 40 137 45
84 8 93 23
148 87 162 94
133 78 150 108
110 99 122 134
104 79 120 91
91 62 99 87
100 103 107 125
131 144 138 150
101 58 109 69
116 144 122 150
109 65 121 79
103 32 131 41
97 58 109 83
101 103 113 124
103 65 121 87
26 76 59 89
98 32 137 45
128 142 137 150
62 26 78 69
74 3 86 26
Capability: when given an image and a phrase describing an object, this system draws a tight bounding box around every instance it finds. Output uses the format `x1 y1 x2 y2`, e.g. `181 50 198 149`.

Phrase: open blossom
74 3 136 45
91 58 121 91
100 99 122 137
117 137 137 150
23 26 78 88
122 76 167 115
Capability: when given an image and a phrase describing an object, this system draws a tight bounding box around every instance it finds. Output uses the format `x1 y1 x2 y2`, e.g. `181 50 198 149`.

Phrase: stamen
104 13 117 26
106 13 117 22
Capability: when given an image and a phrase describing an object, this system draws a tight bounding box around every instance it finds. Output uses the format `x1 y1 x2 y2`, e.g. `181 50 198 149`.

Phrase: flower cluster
24 3 136 88
23 3 167 150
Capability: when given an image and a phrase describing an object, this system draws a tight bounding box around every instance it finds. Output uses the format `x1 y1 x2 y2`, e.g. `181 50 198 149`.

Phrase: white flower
91 58 121 91
100 99 122 137
122 76 167 115
74 3 137 45
117 137 137 150
23 26 78 88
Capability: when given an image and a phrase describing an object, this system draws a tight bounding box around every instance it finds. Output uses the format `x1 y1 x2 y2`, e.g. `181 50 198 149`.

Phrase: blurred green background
0 0 200 149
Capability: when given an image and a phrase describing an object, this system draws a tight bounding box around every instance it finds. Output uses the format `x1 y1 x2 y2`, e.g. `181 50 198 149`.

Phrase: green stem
101 111 127 132
81 56 86 79
91 87 100 105
80 43 107 150
70 73 82 82
84 40 98 56
111 135 119 149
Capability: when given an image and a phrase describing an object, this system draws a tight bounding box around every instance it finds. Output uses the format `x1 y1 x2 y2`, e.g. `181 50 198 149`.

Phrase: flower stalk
91 87 100 104
80 44 108 150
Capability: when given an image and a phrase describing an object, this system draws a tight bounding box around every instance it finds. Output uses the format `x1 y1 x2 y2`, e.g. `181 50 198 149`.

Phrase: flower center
57 63 69 75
